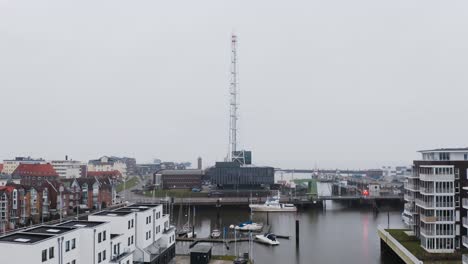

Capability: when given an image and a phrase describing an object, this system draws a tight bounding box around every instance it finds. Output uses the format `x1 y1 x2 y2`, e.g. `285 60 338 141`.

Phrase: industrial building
208 162 274 189
159 169 204 190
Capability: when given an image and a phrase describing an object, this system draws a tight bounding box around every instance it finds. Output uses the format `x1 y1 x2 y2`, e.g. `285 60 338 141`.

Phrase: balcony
416 199 434 209
110 249 133 263
419 173 454 182
420 214 437 223
419 187 435 195
404 203 417 214
463 236 468 248
404 193 415 201
404 182 419 191
420 227 435 236
463 199 468 209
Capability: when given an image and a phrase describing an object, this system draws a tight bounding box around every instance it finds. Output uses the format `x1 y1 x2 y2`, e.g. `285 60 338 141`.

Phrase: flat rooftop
57 220 106 228
0 233 54 244
128 203 160 208
93 210 133 216
24 226 75 235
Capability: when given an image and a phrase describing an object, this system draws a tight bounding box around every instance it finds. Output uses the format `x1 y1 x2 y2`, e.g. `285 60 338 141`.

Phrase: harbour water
175 183 405 264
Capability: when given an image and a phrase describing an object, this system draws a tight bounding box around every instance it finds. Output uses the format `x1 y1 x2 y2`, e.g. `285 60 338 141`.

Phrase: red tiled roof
0 186 15 193
13 163 59 177
87 170 121 177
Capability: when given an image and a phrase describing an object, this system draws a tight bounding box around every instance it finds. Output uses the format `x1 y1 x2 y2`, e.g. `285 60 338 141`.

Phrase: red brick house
14 163 59 188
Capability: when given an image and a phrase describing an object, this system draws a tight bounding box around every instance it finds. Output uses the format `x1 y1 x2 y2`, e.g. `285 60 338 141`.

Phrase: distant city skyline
1 0 467 169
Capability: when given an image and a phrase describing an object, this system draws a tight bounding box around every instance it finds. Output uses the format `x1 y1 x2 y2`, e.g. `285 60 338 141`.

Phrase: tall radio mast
228 33 239 161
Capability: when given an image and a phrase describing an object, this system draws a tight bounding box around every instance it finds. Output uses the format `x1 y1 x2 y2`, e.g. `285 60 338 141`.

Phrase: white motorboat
249 193 297 212
255 233 280 245
234 221 263 231
211 229 221 238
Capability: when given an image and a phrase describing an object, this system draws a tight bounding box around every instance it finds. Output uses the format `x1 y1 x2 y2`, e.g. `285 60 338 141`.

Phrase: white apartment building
0 225 84 264
0 203 174 264
88 157 127 178
404 148 466 255
89 203 175 264
50 160 83 179
2 157 46 175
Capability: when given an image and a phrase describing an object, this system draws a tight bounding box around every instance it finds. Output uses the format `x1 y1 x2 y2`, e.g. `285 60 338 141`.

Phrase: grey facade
208 162 274 188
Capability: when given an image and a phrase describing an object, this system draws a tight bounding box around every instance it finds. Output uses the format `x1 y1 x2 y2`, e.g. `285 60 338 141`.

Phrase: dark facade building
403 148 468 254
161 169 203 189
208 162 274 189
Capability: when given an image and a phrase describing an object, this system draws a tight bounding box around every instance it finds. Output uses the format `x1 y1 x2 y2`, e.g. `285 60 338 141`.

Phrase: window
98 252 102 263
128 237 131 246
72 260 76 264
98 232 102 243
49 247 54 259
131 219 134 228
128 220 131 229
42 249 47 262
103 250 106 260
465 154 468 160
66 240 70 252
103 231 106 241
131 235 134 244
72 238 76 249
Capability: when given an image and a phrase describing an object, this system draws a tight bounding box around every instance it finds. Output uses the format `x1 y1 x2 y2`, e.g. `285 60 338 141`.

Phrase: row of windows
41 247 54 262
128 219 134 229
65 238 76 252
146 215 152 224
146 230 151 240
98 230 107 243
128 235 134 246
97 250 106 263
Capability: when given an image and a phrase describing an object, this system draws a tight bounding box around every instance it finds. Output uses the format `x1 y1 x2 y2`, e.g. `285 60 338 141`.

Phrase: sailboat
177 204 197 238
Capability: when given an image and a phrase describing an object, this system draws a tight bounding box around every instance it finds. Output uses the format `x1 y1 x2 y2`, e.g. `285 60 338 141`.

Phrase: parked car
208 191 224 197
191 188 201 192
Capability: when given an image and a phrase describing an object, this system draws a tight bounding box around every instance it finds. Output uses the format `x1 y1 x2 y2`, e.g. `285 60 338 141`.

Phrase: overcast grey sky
1 0 468 169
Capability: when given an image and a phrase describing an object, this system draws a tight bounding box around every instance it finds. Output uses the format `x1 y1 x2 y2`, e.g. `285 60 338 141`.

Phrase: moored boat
234 221 263 231
249 193 297 212
255 233 280 245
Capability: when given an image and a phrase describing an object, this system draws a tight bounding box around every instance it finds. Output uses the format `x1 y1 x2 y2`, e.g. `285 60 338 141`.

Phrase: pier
133 194 402 206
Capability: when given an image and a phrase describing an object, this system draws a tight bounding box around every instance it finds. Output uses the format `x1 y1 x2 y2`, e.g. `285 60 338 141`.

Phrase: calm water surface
175 183 405 264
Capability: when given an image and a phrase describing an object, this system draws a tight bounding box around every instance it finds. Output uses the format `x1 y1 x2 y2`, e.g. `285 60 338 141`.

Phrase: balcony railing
404 182 418 191
404 203 416 213
419 173 454 182
420 227 435 236
416 199 454 208
404 194 415 201
416 199 434 208
463 198 468 208
420 187 435 194
463 236 468 247
420 214 437 223
464 217 468 227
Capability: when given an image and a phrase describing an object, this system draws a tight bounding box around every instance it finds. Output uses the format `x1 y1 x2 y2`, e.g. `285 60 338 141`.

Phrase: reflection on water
175 183 405 264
